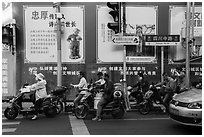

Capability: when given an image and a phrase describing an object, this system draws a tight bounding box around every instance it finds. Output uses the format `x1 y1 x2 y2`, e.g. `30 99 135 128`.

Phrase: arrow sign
112 35 139 45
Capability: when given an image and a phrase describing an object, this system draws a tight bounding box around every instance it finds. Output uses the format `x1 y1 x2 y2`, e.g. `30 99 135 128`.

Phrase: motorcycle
50 86 73 114
127 86 145 109
4 84 58 120
139 84 166 115
74 83 126 119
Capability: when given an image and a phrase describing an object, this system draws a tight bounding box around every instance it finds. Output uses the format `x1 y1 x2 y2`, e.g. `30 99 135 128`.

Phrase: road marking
113 117 170 121
68 115 90 135
2 122 20 126
2 128 17 133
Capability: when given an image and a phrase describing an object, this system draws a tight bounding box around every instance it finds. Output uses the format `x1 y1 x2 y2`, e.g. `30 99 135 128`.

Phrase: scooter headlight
113 90 122 98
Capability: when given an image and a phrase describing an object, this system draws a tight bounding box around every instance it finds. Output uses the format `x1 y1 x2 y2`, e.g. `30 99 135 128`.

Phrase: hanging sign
112 35 139 45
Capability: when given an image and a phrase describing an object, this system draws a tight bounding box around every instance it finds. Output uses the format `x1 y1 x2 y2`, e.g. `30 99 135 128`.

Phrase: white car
169 88 202 126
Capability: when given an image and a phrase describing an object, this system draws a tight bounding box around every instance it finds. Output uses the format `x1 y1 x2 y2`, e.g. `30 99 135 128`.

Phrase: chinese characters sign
24 6 84 63
97 5 157 63
169 6 202 61
145 35 180 46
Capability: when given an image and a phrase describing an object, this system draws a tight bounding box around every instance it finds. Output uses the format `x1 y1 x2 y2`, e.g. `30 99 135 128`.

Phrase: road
2 103 202 135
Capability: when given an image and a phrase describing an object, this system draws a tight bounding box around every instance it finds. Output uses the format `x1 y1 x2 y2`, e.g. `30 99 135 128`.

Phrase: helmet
113 90 122 98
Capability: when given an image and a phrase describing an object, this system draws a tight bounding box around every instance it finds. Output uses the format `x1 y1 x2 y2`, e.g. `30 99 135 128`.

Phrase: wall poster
24 5 85 63
169 6 202 63
97 5 158 63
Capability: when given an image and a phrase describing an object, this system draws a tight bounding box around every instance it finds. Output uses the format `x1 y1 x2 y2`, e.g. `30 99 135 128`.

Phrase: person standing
30 73 48 120
70 71 88 108
92 73 114 121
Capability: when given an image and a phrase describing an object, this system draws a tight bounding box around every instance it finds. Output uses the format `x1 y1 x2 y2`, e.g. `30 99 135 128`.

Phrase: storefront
2 2 202 100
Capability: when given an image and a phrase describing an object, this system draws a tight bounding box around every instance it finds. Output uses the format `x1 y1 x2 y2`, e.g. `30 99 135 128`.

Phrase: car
169 88 202 126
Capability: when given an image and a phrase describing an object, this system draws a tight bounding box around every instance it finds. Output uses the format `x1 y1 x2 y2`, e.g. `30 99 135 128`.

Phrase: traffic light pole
54 2 62 87
122 2 131 111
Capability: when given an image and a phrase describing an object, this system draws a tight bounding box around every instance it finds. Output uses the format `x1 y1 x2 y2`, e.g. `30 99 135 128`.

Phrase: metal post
54 2 62 86
161 47 164 82
122 2 130 111
186 2 191 88
191 2 195 54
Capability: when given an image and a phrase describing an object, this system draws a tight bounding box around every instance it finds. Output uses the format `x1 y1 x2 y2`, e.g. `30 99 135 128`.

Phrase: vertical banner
169 6 202 62
24 5 85 63
2 45 15 96
97 5 157 63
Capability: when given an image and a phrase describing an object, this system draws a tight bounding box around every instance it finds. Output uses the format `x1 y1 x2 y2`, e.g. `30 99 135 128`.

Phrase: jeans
96 96 111 118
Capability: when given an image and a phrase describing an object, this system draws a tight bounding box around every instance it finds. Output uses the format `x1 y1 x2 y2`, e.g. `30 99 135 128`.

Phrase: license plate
170 107 179 115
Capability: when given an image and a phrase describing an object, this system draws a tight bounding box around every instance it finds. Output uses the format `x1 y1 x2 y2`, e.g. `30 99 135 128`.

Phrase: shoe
32 115 38 120
92 117 101 121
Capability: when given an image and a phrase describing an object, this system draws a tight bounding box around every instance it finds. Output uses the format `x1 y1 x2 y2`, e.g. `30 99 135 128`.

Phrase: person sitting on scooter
70 71 88 108
30 73 48 120
95 72 105 88
155 72 177 112
129 71 149 104
92 73 114 121
172 67 188 93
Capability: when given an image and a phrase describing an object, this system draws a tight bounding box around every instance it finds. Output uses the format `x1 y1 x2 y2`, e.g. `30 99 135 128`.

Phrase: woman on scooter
30 73 48 120
70 71 88 108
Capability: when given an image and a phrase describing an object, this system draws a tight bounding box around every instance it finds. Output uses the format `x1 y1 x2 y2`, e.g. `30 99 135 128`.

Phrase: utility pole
186 2 191 89
54 2 62 86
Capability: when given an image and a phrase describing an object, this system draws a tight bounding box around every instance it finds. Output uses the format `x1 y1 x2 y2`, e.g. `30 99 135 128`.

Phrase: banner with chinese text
24 6 85 63
169 6 202 62
97 5 157 63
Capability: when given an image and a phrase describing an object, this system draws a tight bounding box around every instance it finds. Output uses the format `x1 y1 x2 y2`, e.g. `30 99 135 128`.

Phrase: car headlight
188 101 202 109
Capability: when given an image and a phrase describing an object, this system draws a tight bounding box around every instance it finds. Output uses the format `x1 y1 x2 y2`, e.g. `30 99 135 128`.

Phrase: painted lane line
2 128 17 133
2 122 20 126
68 115 90 135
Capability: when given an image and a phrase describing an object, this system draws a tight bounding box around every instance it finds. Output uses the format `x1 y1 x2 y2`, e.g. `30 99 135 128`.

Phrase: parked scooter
4 84 58 120
50 86 73 114
139 84 166 115
74 83 126 119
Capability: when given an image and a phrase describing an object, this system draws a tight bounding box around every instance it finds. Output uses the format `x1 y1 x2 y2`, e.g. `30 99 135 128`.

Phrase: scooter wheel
4 107 18 120
139 103 151 115
74 104 89 119
111 106 125 119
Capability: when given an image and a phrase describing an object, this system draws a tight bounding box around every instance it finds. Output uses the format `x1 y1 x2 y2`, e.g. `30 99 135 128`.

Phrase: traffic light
2 25 13 45
107 2 121 34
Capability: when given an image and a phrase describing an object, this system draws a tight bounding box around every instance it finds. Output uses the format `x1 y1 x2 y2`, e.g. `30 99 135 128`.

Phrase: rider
92 73 114 121
95 72 105 87
30 73 48 120
129 71 149 104
155 72 177 112
172 67 188 93
70 71 88 108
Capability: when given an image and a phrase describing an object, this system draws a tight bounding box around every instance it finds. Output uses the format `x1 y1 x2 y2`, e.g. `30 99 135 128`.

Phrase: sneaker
32 115 38 120
92 117 101 121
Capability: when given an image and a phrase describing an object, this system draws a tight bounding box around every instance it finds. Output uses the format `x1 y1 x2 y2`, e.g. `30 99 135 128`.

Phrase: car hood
174 88 202 103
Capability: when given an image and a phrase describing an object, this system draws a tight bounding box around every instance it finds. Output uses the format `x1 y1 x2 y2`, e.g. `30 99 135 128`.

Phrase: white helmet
113 90 122 98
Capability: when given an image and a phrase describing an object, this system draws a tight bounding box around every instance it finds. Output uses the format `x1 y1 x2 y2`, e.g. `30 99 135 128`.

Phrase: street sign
112 35 139 45
145 35 180 46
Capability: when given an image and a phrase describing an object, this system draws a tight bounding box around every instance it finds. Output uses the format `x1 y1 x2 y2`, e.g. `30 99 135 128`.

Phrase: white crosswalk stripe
2 108 21 134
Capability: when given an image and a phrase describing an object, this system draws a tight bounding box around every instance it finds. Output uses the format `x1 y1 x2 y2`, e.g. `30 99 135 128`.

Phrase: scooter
50 86 73 114
139 85 166 115
4 84 58 120
74 83 126 119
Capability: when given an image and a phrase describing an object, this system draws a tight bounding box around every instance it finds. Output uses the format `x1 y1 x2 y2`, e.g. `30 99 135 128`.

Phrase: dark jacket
102 80 114 100
133 79 149 93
